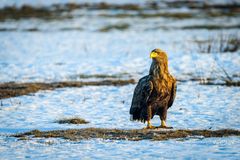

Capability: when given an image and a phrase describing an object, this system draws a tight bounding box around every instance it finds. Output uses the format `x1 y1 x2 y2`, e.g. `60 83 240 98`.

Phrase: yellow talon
161 120 167 128
159 120 173 129
144 120 156 129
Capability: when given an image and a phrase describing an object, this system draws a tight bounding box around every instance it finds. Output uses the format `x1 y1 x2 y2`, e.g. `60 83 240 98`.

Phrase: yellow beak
150 52 158 58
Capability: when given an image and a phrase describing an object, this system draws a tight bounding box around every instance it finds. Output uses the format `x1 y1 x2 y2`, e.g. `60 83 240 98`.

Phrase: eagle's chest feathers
150 72 172 106
151 78 171 102
148 59 173 106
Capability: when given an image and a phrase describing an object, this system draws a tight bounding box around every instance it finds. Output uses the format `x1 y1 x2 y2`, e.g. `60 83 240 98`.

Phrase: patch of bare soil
1 76 239 100
14 128 240 141
201 80 240 87
0 79 135 99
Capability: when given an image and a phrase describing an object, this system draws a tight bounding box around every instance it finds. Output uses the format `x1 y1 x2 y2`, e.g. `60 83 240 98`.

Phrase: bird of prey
130 49 177 129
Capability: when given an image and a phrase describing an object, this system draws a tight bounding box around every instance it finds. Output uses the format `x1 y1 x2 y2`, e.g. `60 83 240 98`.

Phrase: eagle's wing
168 78 177 108
130 75 153 121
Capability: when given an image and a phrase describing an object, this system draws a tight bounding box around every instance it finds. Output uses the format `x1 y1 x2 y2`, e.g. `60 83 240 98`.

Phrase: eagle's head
150 48 168 62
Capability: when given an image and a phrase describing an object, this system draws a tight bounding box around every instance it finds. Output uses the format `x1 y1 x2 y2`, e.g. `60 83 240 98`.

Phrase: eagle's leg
159 107 173 129
144 105 155 129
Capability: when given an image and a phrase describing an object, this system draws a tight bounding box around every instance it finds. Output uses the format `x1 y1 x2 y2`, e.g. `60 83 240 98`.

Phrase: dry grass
196 34 240 53
193 33 240 86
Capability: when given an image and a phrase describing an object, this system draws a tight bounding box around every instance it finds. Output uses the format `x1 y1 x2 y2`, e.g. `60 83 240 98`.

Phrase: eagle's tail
130 109 147 122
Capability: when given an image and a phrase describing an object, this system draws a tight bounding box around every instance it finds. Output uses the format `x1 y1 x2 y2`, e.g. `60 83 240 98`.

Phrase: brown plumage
130 49 177 129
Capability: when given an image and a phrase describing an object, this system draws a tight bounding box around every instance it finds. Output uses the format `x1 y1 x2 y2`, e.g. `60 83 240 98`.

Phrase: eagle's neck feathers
149 59 171 93
149 60 169 79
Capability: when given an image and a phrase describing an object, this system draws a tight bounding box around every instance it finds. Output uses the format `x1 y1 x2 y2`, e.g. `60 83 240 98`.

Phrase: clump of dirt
14 128 240 141
0 79 135 99
99 23 130 32
56 118 89 124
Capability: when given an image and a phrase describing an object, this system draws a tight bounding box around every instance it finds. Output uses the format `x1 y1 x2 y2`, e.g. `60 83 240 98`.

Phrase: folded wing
130 75 153 121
